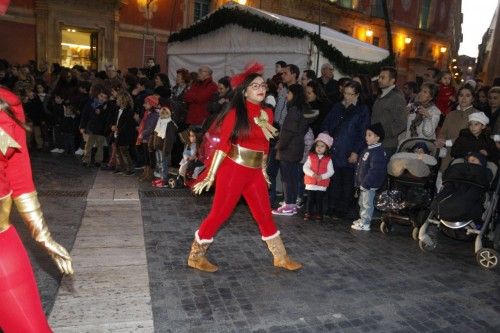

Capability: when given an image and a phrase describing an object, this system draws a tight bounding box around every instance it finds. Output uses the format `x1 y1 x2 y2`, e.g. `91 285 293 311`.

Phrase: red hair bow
230 62 264 89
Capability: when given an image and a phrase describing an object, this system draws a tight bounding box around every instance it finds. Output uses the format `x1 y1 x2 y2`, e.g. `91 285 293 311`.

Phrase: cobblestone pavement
21 154 500 332
142 188 500 333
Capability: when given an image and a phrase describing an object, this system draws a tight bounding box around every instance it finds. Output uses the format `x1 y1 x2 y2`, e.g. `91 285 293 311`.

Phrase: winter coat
275 104 312 162
398 104 441 144
303 153 334 189
115 107 137 146
451 129 499 163
151 120 178 155
80 100 109 136
60 115 78 134
355 143 387 189
371 87 407 150
142 109 159 143
435 84 455 115
322 101 370 169
439 106 479 171
184 78 218 125
24 95 45 126
318 78 341 103
309 99 333 137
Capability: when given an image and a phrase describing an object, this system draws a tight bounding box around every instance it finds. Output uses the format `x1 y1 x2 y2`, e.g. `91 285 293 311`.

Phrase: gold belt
228 144 263 168
0 194 12 233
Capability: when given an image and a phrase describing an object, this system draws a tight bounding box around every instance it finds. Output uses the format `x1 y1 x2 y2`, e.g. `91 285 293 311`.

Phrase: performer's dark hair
0 86 29 130
216 72 264 141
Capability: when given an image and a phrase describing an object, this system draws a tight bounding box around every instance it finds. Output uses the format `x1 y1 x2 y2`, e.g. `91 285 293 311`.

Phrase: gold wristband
0 194 12 232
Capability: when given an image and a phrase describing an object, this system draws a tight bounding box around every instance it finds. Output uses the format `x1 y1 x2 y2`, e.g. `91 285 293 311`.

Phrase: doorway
60 28 98 69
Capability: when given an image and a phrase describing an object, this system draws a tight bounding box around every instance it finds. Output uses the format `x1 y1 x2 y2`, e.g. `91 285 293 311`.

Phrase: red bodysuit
0 87 52 332
197 100 279 241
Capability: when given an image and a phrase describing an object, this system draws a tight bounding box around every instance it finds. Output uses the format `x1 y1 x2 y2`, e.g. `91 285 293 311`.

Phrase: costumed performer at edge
0 86 73 332
188 63 303 272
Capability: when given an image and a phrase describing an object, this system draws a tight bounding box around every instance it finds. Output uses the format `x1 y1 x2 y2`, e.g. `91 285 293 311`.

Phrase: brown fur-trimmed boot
187 231 218 272
264 232 303 271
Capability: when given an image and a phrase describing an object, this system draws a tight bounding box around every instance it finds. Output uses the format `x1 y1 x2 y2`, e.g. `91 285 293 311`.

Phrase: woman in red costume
0 86 73 332
187 64 302 272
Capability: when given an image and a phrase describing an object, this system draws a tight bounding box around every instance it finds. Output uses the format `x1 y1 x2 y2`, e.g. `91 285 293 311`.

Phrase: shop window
194 0 210 21
60 28 96 69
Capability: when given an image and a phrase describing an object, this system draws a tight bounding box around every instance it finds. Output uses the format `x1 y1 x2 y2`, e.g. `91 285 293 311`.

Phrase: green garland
168 7 394 76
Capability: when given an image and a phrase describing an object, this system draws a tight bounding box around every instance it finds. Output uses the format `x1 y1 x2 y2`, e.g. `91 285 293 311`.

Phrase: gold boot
264 233 303 271
187 231 218 272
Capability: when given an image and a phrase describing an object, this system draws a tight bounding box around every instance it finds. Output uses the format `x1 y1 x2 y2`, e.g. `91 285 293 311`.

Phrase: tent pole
315 0 322 72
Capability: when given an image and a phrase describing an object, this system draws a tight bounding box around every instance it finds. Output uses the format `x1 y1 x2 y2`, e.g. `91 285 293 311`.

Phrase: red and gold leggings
198 158 278 240
0 226 52 333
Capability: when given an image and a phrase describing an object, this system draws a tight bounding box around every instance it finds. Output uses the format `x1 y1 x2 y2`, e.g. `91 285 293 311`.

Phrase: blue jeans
358 188 376 226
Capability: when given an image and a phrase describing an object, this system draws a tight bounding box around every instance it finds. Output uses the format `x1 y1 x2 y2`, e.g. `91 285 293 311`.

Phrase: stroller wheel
168 178 177 188
476 248 498 269
419 235 436 252
380 219 392 234
412 227 419 241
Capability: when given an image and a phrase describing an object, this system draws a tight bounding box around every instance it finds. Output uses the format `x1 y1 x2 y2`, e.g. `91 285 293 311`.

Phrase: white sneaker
272 204 298 216
74 148 84 155
296 197 304 208
352 219 362 227
58 149 65 153
153 171 161 178
50 148 60 153
351 223 370 231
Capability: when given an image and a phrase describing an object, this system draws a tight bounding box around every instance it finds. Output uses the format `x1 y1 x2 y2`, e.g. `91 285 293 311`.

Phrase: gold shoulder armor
0 127 21 156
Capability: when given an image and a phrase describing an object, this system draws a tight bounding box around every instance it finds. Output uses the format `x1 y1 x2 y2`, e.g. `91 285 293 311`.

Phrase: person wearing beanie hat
144 94 159 109
367 123 385 142
303 133 335 221
352 126 387 231
450 111 499 163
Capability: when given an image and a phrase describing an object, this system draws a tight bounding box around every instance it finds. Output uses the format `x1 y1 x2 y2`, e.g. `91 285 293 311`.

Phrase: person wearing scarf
398 82 441 145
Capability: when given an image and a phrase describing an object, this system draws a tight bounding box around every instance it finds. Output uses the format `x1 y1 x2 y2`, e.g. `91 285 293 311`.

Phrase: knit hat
466 151 487 167
367 123 385 142
469 112 489 125
144 95 159 108
314 132 334 148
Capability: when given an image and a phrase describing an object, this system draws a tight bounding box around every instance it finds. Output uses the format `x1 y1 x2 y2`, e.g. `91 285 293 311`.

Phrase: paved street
17 152 500 332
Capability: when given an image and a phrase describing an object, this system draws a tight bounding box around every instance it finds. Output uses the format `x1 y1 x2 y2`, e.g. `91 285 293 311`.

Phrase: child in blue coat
352 123 387 231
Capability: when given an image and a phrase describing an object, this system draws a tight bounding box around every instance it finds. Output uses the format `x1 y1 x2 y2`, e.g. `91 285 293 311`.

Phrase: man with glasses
184 65 218 127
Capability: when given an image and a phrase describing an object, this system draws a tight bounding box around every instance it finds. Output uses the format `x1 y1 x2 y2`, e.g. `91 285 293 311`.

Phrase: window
418 0 431 30
338 0 353 9
372 36 380 46
194 0 210 21
372 0 384 18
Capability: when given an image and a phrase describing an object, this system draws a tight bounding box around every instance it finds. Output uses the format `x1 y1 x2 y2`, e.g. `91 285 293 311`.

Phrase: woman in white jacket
398 82 441 145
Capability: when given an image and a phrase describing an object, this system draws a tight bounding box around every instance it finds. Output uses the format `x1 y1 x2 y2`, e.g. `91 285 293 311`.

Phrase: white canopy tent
167 1 390 82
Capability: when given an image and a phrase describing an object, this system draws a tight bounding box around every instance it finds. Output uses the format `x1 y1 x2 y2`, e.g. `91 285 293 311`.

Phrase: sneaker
153 171 161 178
152 180 166 188
123 171 135 176
296 197 304 208
351 222 370 231
303 212 311 221
134 165 145 170
151 178 163 186
50 148 62 153
74 148 84 155
352 219 362 227
272 204 297 216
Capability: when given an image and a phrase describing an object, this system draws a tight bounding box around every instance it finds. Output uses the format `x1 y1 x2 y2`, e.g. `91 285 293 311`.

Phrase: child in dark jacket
451 112 499 164
151 105 178 188
352 123 387 231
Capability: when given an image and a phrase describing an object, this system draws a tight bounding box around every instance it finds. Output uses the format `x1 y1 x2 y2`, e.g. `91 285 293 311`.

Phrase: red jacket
304 153 332 187
184 78 218 126
0 87 36 198
435 84 455 116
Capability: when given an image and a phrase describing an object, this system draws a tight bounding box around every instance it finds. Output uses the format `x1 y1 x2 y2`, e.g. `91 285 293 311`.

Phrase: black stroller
418 158 500 269
376 138 440 240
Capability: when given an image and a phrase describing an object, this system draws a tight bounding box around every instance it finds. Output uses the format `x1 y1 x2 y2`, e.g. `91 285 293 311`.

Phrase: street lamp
237 0 247 4
137 0 158 21
440 46 447 53
366 28 374 37
404 37 412 44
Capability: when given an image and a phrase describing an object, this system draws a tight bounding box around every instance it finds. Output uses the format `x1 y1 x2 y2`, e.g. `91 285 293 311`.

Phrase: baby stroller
418 158 499 269
376 138 440 239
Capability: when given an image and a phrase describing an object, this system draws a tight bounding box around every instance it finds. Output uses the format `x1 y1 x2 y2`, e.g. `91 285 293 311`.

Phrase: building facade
1 0 462 83
476 1 499 85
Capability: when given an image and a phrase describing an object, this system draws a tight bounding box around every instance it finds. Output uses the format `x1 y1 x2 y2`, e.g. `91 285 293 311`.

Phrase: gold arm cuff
228 144 264 168
13 191 50 242
0 194 12 232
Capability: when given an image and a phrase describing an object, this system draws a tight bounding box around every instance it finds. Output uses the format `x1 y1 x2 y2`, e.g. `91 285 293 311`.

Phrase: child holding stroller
352 123 387 231
302 133 334 221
